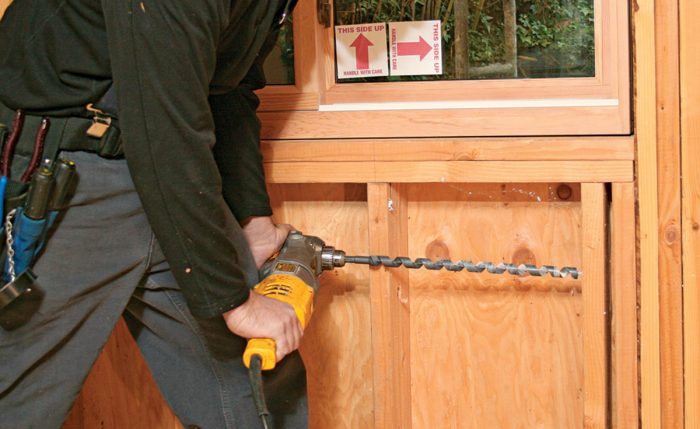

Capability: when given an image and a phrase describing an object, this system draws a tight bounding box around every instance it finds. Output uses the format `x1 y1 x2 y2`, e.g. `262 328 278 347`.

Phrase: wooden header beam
265 160 633 184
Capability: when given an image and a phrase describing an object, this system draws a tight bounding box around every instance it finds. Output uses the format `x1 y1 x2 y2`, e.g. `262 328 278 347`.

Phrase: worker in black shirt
0 1 306 428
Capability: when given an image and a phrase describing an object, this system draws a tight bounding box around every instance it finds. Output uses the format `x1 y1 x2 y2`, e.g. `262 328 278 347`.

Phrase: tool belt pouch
0 119 74 286
0 132 34 307
0 105 86 311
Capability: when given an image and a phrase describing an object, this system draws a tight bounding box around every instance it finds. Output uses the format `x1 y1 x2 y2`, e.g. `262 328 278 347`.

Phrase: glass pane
333 0 594 82
263 18 295 85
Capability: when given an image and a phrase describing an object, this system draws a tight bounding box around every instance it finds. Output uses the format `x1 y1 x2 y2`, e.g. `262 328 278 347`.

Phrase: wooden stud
581 183 608 429
367 183 412 429
265 160 633 184
655 0 684 426
635 0 662 425
681 0 700 426
611 183 639 429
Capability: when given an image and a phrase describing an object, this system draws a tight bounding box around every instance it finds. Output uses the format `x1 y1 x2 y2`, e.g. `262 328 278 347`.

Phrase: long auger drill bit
321 248 581 279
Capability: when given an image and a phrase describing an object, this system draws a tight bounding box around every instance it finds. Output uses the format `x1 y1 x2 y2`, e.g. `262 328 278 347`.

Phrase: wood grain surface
264 161 632 184
655 0 685 426
635 0 663 425
63 321 182 429
404 184 583 428
681 0 700 426
268 184 374 429
611 183 639 429
262 137 634 163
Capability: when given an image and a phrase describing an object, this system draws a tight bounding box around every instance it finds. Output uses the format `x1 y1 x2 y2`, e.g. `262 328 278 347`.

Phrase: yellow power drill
242 230 343 428
242 230 333 370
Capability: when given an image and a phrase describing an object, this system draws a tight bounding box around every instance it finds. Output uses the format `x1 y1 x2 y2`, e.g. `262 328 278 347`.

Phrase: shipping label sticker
389 20 442 76
335 23 389 79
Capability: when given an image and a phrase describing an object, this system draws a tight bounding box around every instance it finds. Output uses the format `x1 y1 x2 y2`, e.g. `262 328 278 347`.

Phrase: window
257 0 630 138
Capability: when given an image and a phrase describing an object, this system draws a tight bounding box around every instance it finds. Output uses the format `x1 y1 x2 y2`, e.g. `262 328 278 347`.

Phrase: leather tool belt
0 102 122 209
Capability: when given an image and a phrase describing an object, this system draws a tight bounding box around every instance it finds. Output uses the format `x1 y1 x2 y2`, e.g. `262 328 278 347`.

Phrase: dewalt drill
242 231 329 371
242 230 342 428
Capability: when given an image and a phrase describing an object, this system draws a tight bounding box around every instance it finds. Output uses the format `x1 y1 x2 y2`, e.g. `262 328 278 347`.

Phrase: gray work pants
0 151 307 429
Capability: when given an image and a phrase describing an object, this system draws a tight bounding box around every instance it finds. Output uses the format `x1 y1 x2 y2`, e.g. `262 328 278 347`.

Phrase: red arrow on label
350 33 373 70
397 36 432 61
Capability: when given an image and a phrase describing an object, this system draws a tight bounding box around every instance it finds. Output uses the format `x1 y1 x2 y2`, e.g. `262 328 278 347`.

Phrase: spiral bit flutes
321 249 580 279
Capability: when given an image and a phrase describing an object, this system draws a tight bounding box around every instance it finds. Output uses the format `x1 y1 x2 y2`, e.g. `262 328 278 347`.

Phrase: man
0 0 306 428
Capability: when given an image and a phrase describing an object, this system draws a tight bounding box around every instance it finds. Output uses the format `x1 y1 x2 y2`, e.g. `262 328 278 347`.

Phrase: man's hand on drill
224 216 300 362
241 216 293 269
223 290 302 362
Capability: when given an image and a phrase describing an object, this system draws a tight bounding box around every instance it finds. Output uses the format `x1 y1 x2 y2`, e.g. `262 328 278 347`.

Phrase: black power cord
248 354 271 429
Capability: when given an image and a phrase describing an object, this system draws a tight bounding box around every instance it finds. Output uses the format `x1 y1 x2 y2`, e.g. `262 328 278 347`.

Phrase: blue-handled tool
2 159 75 285
3 164 54 282
0 112 56 311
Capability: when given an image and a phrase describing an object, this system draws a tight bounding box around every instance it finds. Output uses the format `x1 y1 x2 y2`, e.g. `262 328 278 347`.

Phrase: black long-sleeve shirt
0 0 284 318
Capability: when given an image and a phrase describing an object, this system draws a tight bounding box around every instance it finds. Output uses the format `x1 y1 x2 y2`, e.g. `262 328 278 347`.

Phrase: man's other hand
222 290 302 362
241 216 293 269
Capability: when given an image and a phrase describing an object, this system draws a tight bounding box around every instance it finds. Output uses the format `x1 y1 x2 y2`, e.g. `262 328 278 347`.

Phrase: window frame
257 0 630 138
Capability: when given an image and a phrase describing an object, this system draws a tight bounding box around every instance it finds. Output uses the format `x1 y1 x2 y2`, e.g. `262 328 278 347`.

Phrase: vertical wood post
367 183 412 429
635 0 662 426
611 182 639 428
681 0 700 426
655 0 684 426
581 183 608 429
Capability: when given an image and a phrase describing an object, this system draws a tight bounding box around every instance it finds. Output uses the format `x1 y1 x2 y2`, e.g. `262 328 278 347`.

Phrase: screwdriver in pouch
6 163 55 279
24 162 54 220
48 159 75 210
46 159 76 225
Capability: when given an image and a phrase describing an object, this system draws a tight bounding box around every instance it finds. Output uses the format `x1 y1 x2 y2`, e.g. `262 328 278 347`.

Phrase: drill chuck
320 246 347 270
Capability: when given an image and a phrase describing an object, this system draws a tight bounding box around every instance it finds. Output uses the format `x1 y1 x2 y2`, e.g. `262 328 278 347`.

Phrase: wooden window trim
257 0 321 112
258 0 630 138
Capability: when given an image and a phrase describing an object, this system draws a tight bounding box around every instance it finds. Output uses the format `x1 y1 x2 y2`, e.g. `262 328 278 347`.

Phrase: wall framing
0 0 695 426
